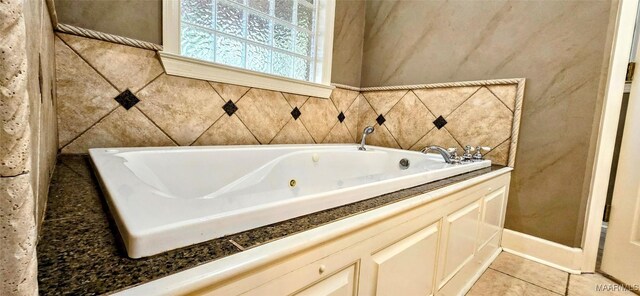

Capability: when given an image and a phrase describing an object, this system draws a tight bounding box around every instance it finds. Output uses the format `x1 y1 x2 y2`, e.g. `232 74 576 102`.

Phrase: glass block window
180 0 318 82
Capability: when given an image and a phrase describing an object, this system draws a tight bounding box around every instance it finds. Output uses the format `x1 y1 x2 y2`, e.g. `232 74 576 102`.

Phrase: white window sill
158 52 335 98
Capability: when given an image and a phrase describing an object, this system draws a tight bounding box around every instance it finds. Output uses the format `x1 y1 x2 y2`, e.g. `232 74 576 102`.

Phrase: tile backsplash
55 32 522 166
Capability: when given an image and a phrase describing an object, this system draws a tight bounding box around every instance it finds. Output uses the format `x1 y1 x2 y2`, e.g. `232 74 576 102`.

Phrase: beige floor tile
467 269 560 296
568 273 637 296
490 252 568 294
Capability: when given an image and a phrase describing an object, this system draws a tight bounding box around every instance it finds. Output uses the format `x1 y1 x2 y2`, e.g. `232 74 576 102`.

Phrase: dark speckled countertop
37 155 506 295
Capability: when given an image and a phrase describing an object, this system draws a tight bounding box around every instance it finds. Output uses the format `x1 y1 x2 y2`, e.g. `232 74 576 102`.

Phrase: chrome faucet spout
421 145 456 164
358 126 375 151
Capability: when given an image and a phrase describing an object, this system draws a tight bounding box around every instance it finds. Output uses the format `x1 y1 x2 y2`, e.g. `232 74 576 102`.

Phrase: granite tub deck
38 155 505 295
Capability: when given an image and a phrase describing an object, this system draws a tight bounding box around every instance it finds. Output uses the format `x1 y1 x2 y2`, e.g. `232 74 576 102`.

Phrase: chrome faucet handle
473 146 491 160
447 147 458 158
462 145 475 160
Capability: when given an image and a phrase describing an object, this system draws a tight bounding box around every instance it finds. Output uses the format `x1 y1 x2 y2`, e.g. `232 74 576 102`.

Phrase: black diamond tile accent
376 114 386 125
433 115 447 129
337 112 345 123
222 100 238 116
291 107 301 120
113 89 139 110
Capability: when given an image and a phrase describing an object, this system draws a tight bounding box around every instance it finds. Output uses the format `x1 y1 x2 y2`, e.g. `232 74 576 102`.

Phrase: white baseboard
501 229 583 274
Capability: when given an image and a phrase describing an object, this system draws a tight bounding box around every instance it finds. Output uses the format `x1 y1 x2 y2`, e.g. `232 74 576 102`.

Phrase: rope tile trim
56 23 163 51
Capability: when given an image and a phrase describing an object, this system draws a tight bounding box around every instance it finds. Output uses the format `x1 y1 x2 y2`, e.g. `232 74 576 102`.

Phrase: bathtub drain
289 179 297 188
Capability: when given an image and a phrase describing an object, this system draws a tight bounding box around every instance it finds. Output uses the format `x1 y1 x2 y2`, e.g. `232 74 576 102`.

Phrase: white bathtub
89 144 491 258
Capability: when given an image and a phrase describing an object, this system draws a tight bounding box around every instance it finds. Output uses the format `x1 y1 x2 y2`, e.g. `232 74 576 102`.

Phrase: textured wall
331 0 365 86
55 0 162 44
361 0 615 247
27 0 58 233
1 0 57 294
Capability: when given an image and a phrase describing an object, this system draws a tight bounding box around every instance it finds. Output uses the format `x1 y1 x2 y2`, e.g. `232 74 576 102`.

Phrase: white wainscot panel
371 222 440 296
438 201 481 287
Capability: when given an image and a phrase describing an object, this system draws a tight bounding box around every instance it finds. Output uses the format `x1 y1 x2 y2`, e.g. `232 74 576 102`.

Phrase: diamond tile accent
58 33 163 93
433 115 447 129
300 97 339 142
271 119 315 144
356 101 400 148
193 115 258 146
384 91 436 149
446 87 513 149
113 89 140 110
413 86 480 117
209 81 250 102
55 37 120 148
337 112 346 123
362 90 408 115
376 114 386 125
235 88 292 143
291 107 302 120
222 100 238 116
136 74 225 145
62 108 175 153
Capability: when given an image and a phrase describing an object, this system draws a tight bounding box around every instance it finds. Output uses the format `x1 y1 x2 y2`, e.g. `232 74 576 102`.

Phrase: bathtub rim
89 144 491 258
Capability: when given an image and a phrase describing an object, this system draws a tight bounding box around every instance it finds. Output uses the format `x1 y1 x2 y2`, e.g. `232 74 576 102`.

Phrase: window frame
161 0 335 98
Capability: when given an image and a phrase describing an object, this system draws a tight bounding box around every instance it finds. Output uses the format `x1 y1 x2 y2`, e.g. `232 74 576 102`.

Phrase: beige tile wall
355 84 518 166
55 33 520 167
56 33 355 153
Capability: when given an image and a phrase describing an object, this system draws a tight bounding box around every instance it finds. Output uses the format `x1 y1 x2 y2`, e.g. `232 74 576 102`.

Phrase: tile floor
467 252 637 296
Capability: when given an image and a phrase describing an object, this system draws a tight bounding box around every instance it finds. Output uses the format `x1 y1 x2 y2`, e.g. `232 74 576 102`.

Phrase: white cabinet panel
294 265 357 296
439 201 481 286
150 172 512 296
478 187 506 250
371 222 439 296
